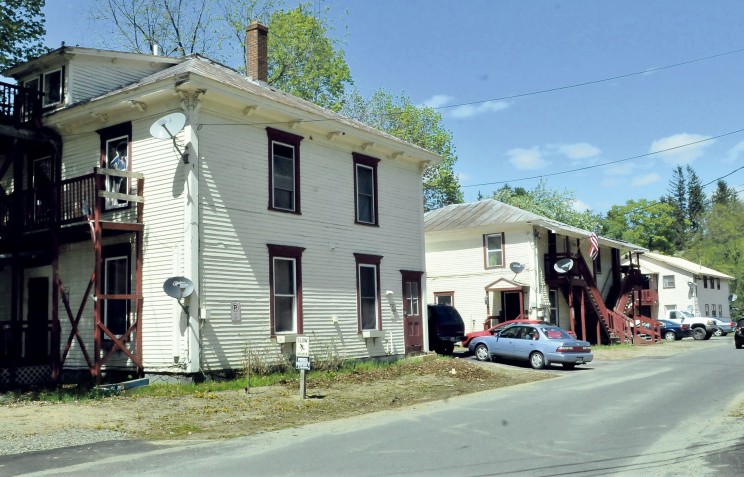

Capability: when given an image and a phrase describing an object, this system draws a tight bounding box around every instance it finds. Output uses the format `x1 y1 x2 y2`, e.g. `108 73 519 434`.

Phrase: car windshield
539 326 574 340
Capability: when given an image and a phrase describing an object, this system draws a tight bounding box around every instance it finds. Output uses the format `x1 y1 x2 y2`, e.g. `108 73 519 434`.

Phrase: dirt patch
0 357 552 443
0 340 728 445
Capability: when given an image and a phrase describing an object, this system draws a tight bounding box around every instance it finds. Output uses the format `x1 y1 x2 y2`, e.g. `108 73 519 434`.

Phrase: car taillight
681 324 688 330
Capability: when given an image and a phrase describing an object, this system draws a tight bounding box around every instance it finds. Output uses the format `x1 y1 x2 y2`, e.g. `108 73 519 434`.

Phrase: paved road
5 339 744 476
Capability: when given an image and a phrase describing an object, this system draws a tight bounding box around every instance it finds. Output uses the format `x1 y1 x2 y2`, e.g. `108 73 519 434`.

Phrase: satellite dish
149 112 189 163
509 262 525 273
149 112 186 139
730 294 738 303
554 258 574 274
163 276 194 299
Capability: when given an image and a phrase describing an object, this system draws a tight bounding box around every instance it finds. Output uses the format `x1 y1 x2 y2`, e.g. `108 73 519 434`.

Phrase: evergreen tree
664 165 688 251
686 165 707 233
711 180 739 206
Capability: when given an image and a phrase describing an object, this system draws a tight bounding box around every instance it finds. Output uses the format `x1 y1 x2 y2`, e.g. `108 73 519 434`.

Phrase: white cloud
449 100 510 119
572 199 591 212
552 143 601 160
630 173 660 187
506 147 548 170
725 140 744 163
421 94 454 109
648 133 714 165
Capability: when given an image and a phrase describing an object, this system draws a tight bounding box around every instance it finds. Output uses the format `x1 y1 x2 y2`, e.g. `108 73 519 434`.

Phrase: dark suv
427 304 466 355
735 318 744 349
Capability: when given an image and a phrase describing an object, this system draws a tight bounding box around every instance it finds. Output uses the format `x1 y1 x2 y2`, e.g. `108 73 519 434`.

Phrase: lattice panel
0 365 52 386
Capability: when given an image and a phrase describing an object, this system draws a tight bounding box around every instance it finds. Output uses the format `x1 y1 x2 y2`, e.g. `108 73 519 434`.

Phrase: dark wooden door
503 291 522 321
402 272 423 354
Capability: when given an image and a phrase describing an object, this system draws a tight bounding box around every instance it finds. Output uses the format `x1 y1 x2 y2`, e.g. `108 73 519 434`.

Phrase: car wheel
720 332 727 337
664 331 677 341
692 327 706 340
562 363 576 370
474 344 490 361
529 351 545 369
736 340 743 349
703 331 713 340
440 343 455 355
714 328 722 337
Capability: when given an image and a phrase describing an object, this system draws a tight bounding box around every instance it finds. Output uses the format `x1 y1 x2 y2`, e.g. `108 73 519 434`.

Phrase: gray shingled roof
425 199 645 252
80 54 440 160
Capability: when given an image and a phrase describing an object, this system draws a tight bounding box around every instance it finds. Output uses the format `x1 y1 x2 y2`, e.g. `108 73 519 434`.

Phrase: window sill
273 333 299 344
361 330 385 339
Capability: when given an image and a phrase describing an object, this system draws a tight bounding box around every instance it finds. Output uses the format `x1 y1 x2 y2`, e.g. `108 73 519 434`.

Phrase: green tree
266 5 352 111
341 89 463 211
663 165 689 251
489 180 602 230
686 165 706 232
602 199 677 253
684 199 744 298
0 0 48 69
711 179 739 206
91 1 352 110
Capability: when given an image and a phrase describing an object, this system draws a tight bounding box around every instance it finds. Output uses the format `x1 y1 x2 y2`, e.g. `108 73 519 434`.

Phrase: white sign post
296 337 310 398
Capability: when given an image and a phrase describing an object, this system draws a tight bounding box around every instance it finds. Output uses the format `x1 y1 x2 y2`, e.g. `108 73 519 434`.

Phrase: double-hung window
102 244 131 340
268 244 304 335
484 233 505 268
353 153 379 225
97 123 132 211
42 68 63 107
662 275 675 289
355 254 382 331
267 128 302 214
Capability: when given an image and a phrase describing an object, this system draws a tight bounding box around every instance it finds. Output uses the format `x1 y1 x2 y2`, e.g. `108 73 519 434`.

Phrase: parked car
469 324 593 369
711 318 735 337
735 319 744 349
427 304 466 355
641 319 691 341
461 319 547 348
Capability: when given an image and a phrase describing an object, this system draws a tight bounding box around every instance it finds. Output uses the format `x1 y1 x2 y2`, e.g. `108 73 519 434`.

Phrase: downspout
180 89 203 374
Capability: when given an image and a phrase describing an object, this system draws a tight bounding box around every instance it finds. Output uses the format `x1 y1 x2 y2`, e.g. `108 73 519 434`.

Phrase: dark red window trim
267 244 305 336
483 232 505 269
97 122 133 212
352 153 380 226
354 253 383 333
266 127 303 215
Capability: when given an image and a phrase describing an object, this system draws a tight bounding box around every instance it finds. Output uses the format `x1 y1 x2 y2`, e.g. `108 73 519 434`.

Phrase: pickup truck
663 310 718 340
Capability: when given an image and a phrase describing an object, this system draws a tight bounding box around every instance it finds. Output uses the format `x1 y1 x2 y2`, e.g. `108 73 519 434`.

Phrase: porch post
568 286 575 334
580 287 587 341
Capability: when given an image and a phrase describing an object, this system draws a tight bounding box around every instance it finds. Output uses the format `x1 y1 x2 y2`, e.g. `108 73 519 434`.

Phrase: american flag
588 231 599 261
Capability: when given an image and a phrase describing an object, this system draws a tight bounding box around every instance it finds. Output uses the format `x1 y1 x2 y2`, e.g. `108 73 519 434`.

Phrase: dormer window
25 68 64 108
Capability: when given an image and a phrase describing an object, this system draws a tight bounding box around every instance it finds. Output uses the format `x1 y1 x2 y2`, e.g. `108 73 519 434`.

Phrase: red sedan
461 319 548 348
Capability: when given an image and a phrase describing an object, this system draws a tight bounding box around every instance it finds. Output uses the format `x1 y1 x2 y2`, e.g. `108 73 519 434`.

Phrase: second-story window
662 275 675 289
353 153 379 225
267 128 302 214
484 233 505 269
43 68 63 107
98 123 132 211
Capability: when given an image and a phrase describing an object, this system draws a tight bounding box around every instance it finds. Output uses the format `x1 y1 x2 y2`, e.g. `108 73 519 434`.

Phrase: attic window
42 68 63 107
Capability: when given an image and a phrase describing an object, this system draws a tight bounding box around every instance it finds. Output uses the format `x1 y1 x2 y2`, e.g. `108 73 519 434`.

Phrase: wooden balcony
0 81 43 128
639 289 659 306
0 173 97 234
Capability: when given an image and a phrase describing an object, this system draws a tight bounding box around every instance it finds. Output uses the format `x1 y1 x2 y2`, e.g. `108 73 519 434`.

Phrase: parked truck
663 310 718 340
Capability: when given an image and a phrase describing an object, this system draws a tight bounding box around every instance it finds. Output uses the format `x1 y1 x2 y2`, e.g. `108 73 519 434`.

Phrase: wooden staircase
573 253 661 345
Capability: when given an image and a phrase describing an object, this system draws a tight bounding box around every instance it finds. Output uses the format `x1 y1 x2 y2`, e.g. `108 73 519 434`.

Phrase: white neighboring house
0 23 439 387
425 200 645 344
631 252 735 320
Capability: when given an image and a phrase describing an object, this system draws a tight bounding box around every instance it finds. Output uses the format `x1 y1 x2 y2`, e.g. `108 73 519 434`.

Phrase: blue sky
41 0 744 213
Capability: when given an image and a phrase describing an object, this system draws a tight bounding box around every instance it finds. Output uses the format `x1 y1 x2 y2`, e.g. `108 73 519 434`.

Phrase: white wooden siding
68 58 172 105
195 109 425 370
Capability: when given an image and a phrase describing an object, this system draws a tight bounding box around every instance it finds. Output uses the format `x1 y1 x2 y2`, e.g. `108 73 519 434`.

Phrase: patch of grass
0 385 108 405
592 343 638 351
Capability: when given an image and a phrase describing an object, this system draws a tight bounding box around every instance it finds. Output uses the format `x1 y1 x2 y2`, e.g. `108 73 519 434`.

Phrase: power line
435 47 744 110
462 127 744 188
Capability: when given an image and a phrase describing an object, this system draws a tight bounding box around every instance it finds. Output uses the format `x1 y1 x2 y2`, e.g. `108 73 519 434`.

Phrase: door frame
401 270 423 354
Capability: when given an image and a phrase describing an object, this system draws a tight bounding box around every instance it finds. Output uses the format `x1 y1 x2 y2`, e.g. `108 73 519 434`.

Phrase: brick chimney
246 21 268 82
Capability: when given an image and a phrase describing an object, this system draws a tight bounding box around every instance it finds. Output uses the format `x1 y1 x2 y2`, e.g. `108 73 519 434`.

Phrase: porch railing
0 173 96 233
0 81 43 126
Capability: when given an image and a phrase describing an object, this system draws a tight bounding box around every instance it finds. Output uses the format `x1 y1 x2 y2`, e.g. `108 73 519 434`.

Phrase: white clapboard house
424 200 660 345
0 23 439 387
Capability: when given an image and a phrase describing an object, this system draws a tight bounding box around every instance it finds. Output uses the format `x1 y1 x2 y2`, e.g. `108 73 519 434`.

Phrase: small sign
230 302 241 323
296 336 310 357
295 356 311 371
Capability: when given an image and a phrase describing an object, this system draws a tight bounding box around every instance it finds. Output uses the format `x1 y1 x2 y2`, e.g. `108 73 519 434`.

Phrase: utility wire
435 47 744 109
463 127 744 188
